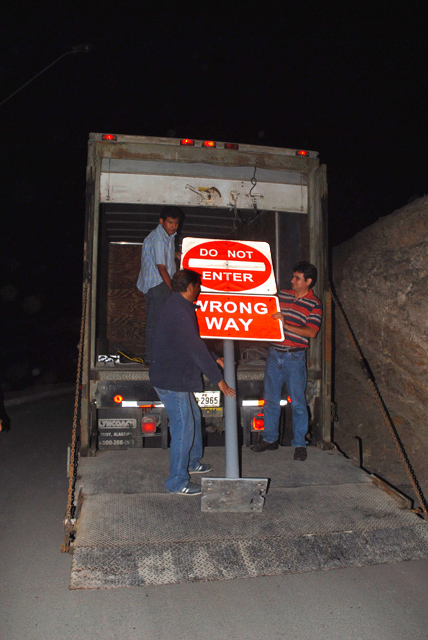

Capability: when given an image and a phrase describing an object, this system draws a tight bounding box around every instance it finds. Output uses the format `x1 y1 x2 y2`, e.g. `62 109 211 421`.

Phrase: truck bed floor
70 447 428 589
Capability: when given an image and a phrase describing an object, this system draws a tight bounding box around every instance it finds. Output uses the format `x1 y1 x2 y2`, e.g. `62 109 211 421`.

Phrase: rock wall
332 196 428 500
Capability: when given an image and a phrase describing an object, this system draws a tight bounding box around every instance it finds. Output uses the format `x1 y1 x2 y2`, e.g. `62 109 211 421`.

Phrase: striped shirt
271 288 322 349
136 224 176 294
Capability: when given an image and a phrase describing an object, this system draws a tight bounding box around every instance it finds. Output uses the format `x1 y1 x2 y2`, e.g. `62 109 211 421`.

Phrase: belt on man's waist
271 346 306 353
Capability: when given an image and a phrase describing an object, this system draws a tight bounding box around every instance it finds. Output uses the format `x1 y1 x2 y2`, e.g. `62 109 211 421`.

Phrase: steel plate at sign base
201 477 268 513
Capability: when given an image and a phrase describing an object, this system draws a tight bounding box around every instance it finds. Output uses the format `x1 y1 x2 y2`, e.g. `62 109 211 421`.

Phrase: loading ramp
70 447 428 589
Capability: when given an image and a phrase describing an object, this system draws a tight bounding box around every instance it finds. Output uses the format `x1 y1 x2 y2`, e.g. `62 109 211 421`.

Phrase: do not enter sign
181 238 277 294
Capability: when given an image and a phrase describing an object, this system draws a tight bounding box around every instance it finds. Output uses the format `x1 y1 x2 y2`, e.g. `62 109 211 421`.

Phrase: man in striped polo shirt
251 261 322 461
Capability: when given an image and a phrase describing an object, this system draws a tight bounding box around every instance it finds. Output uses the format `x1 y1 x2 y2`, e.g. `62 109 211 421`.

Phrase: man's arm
215 358 236 397
218 379 236 397
157 264 172 291
272 312 320 339
153 229 176 291
284 322 319 339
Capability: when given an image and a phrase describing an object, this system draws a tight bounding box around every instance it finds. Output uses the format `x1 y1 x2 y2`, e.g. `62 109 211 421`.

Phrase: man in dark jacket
150 269 235 495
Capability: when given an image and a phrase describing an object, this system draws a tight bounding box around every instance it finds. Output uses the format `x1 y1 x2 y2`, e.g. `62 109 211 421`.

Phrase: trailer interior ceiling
100 203 239 244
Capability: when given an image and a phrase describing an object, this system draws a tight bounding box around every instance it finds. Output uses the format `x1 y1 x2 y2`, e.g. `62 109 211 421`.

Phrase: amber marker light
113 395 123 403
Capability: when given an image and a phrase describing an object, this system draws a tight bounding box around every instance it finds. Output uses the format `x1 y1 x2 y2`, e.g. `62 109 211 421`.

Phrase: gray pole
223 339 239 478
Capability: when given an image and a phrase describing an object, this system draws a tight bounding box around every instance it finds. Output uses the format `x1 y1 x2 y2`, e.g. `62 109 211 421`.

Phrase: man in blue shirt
150 269 235 495
137 207 182 362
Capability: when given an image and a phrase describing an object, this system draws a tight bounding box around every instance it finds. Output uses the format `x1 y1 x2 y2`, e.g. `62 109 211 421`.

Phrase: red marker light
114 395 123 403
224 143 239 150
141 416 157 434
252 414 265 431
180 139 195 146
102 134 117 141
296 149 309 157
203 140 216 147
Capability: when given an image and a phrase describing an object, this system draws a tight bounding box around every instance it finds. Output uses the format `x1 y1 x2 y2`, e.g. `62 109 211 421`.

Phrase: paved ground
1 391 428 639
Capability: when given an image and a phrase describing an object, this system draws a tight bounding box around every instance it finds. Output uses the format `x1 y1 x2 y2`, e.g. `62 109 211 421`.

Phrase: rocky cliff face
332 196 428 500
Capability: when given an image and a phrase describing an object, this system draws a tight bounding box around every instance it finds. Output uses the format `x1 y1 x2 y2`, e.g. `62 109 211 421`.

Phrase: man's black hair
159 205 183 222
172 269 201 292
292 261 318 288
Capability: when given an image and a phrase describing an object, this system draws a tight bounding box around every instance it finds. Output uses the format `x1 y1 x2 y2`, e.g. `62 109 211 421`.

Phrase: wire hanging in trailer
113 343 145 364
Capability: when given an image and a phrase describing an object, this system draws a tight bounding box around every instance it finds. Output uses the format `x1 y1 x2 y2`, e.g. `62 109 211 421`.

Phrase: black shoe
294 446 307 461
250 438 279 452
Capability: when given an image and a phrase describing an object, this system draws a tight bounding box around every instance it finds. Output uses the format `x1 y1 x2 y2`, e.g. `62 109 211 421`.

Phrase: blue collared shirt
136 224 176 294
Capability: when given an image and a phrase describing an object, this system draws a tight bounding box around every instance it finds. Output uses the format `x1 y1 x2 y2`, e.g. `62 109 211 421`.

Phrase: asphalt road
1 392 427 640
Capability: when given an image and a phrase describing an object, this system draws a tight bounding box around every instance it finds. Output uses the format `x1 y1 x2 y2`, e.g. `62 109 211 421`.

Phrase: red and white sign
181 238 277 294
195 294 284 341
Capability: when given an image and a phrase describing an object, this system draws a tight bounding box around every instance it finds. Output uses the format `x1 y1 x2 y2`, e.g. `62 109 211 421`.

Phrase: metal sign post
223 338 239 478
201 338 268 512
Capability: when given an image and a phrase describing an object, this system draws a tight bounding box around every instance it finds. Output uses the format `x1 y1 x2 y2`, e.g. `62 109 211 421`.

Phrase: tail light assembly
252 413 265 431
141 416 157 434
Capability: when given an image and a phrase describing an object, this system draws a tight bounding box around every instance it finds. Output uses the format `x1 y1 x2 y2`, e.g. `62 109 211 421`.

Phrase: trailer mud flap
201 477 268 513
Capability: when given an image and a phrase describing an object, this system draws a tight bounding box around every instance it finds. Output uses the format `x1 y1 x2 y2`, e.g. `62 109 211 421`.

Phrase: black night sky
1 2 427 391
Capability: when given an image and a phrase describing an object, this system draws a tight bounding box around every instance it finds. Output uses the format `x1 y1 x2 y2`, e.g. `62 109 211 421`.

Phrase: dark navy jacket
150 292 223 392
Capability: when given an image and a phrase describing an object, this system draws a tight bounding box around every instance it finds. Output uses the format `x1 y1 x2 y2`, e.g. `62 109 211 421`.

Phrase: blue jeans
263 347 308 448
144 282 171 362
154 387 203 492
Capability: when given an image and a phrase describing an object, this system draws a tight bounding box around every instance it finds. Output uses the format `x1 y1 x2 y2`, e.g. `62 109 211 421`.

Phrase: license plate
194 391 221 407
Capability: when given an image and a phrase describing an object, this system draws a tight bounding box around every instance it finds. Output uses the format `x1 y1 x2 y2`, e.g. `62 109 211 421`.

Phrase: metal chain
330 286 428 519
249 165 257 197
60 280 89 553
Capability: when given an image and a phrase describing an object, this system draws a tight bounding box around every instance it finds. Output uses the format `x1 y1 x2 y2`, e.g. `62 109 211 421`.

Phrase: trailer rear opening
80 134 329 455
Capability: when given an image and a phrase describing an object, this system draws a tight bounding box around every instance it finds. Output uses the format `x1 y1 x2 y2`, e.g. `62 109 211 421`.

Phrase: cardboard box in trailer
79 133 330 456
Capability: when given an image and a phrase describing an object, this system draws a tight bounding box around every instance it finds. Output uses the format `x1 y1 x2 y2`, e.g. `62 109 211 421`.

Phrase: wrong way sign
195 293 284 341
181 238 277 294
